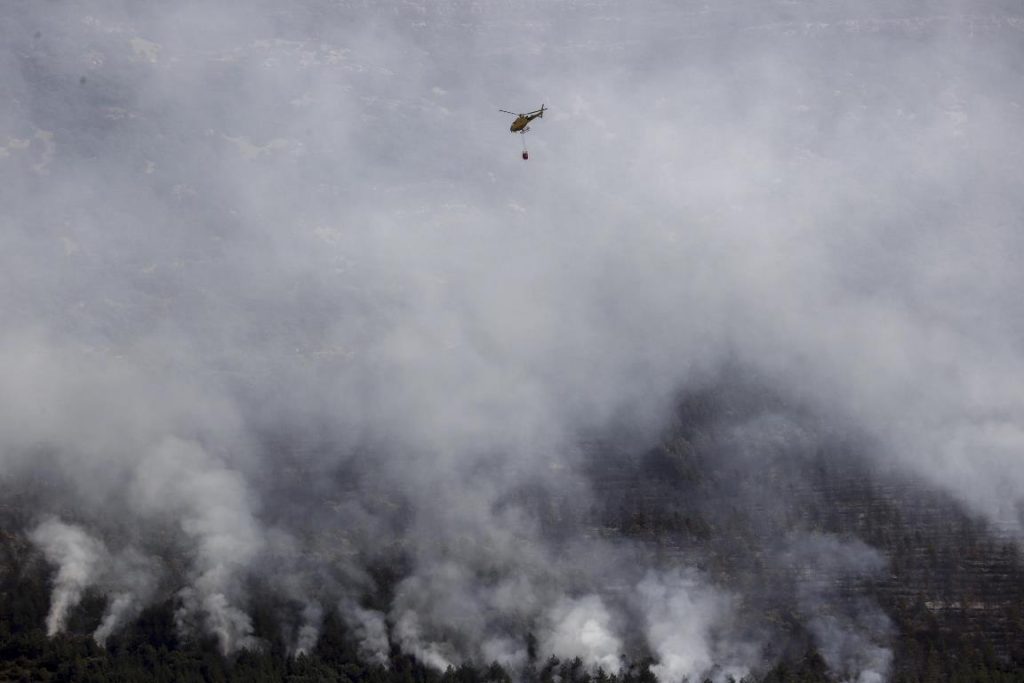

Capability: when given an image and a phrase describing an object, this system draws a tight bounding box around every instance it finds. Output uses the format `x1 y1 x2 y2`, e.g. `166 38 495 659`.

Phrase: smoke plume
30 519 108 637
3 0 1023 677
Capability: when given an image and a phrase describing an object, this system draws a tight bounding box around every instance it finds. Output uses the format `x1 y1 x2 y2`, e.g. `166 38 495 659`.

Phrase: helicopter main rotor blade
498 110 518 115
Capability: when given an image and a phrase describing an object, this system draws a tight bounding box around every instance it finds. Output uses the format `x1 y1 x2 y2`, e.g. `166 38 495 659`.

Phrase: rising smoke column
93 546 161 646
130 438 265 654
30 519 109 637
340 599 390 665
636 570 759 683
4 0 1024 674
30 519 162 645
541 595 623 674
784 534 894 683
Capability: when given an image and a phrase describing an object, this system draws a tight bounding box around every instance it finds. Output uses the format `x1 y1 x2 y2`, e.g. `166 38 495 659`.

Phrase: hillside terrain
3 380 1024 682
3 1 1024 681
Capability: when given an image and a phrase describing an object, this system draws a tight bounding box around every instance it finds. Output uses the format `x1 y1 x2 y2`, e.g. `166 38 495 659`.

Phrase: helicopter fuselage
509 109 544 133
510 116 531 132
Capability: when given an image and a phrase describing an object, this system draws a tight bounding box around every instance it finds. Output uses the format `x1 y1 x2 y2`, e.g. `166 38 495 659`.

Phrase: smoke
4 0 1024 676
131 438 265 654
93 547 161 646
636 570 758 683
29 519 109 637
28 518 162 645
785 534 894 683
295 603 324 656
341 601 390 665
541 595 623 674
393 609 456 671
808 613 893 683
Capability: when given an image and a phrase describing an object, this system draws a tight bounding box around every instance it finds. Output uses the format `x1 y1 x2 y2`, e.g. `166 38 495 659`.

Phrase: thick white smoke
636 570 758 683
131 438 265 654
4 0 1023 675
541 595 623 674
29 519 109 637
93 547 161 646
29 518 162 645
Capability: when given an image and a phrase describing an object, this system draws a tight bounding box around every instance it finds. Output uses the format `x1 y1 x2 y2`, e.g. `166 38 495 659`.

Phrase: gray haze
3 0 1023 680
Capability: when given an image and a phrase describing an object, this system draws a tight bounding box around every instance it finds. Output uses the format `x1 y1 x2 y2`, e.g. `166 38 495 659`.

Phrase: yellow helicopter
500 105 546 159
500 105 546 133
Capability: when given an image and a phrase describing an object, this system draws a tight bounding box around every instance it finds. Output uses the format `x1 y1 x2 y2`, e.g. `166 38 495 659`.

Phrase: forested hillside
4 382 1024 682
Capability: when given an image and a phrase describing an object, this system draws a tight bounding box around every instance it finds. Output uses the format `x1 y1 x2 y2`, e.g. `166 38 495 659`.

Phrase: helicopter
500 105 546 133
500 105 546 159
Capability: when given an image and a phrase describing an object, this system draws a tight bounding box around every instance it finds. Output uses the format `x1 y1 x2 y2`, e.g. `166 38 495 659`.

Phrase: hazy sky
3 0 1023 679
